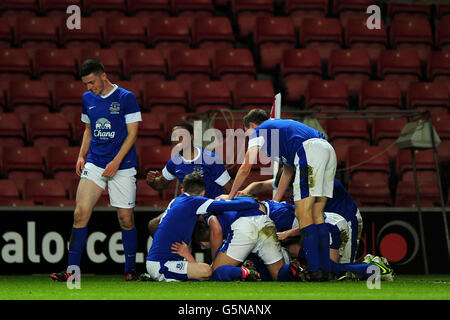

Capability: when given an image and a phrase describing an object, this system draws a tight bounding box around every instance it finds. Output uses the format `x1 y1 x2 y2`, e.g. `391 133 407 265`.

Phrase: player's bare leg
187 262 213 281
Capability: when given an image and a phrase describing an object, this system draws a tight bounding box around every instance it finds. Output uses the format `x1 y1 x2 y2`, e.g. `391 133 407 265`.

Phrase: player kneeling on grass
203 195 307 282
145 173 260 282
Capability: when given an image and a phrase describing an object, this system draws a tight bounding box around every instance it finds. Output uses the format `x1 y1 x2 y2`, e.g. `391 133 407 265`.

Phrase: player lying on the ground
203 196 307 282
242 169 363 264
145 173 260 282
146 121 233 237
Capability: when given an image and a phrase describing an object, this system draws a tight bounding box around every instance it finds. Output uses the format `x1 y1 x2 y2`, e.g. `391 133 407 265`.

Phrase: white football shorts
80 162 137 208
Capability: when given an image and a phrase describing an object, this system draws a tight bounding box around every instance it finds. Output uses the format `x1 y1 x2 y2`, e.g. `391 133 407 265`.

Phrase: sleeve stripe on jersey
196 199 214 215
125 111 142 124
248 136 265 149
162 167 176 181
214 170 231 187
81 113 90 124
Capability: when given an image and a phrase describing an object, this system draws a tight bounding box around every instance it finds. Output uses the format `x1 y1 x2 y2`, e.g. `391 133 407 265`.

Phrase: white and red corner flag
270 93 281 119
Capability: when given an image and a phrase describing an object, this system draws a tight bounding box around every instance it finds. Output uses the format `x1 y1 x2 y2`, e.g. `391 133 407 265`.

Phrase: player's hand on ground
102 159 120 178
146 171 161 185
171 241 190 258
76 157 85 176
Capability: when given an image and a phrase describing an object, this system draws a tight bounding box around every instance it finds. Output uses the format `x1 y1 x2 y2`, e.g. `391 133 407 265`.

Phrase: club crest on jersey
109 102 120 114
193 166 204 177
94 117 115 139
176 262 185 270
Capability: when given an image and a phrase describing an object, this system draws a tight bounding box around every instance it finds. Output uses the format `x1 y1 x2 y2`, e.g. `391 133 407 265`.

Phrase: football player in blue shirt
226 109 337 281
146 121 233 236
50 59 142 282
146 173 260 282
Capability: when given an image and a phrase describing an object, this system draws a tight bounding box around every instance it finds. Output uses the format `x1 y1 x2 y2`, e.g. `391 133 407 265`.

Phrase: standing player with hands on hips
50 59 145 282
225 109 337 281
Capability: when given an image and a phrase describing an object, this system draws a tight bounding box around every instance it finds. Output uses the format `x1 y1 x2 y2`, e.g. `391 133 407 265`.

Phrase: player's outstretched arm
207 216 224 261
146 170 172 190
239 178 273 196
227 145 259 199
273 165 294 202
277 227 300 241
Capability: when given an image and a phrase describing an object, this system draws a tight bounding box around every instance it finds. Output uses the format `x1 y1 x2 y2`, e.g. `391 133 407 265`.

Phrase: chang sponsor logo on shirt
94 117 115 139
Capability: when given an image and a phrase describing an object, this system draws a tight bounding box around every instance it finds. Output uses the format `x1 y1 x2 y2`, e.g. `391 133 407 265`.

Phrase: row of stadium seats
0 78 449 116
2 46 450 84
1 0 450 22
1 15 450 56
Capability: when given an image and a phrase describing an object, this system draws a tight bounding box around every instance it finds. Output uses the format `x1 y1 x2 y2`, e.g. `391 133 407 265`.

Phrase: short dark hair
80 59 105 77
183 172 205 195
243 109 269 129
173 121 194 135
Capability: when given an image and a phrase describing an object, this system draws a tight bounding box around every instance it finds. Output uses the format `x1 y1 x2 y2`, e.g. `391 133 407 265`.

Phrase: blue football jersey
248 119 325 166
81 85 141 170
162 147 231 199
264 200 297 231
147 194 259 262
324 179 358 222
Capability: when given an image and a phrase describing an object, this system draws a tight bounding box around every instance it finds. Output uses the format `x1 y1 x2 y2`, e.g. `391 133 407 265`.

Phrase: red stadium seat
0 179 20 201
348 179 393 206
104 17 146 49
192 17 235 50
396 180 442 207
344 17 387 63
140 145 174 173
300 17 343 62
346 145 390 182
0 0 39 16
122 49 166 82
233 80 274 110
79 49 123 82
334 0 375 25
388 2 431 20
233 0 274 39
3 146 46 177
83 0 127 17
378 50 422 93
148 17 191 49
359 80 402 110
14 17 58 48
144 81 188 114
436 18 450 51
23 179 67 204
27 113 71 153
64 112 84 144
159 112 198 139
0 18 13 48
0 49 32 80
139 113 166 144
214 49 256 81
254 17 296 71
40 0 83 17
173 0 214 24
115 81 143 106
407 82 449 115
60 17 102 48
328 49 371 96
285 0 328 30
371 117 406 161
0 113 25 147
428 50 450 83
390 17 433 63
168 49 212 81
437 4 450 20
9 81 52 119
46 146 79 177
53 81 86 113
432 114 450 140
136 179 162 206
306 80 349 110
128 0 171 17
33 49 78 81
397 149 436 179
189 81 233 112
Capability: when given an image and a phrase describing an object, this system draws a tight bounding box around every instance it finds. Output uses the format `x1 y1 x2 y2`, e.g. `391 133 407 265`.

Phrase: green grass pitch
0 275 449 300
